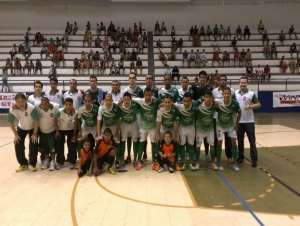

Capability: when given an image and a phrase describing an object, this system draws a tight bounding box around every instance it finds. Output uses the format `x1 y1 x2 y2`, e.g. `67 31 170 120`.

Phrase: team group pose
7 71 261 176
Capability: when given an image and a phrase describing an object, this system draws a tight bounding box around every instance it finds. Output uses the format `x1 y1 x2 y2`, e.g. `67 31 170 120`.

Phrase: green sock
217 144 222 164
232 145 238 164
120 142 126 161
151 142 157 162
188 145 194 164
195 148 200 163
115 143 121 162
180 145 185 163
210 149 215 163
175 143 180 162
138 141 145 162
127 137 132 157
133 141 139 162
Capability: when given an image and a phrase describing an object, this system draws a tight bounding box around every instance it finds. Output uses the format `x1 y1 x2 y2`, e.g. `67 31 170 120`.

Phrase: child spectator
157 131 175 173
77 138 93 177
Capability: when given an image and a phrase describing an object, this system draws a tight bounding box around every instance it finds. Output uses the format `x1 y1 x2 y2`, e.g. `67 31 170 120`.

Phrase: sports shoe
227 158 234 164
125 156 132 164
189 164 196 171
142 153 147 162
120 161 125 168
185 153 190 161
108 167 116 175
178 156 181 161
237 158 244 164
218 163 224 171
252 161 257 167
75 163 79 169
56 164 63 170
133 161 137 168
175 163 181 171
214 157 217 163
30 166 38 172
205 155 211 162
211 163 219 170
195 163 200 170
180 163 186 171
158 167 165 173
16 165 28 172
155 163 160 171
135 162 142 170
41 159 50 170
70 163 75 170
115 161 120 169
49 160 56 171
232 164 240 172
151 162 157 170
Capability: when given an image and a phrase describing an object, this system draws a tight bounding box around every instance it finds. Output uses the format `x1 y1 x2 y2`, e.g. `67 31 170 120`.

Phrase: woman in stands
279 56 288 72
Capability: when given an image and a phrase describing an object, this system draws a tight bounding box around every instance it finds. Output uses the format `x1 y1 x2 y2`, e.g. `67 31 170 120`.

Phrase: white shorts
101 125 120 143
196 131 214 147
81 125 97 139
121 121 139 142
178 125 195 146
139 127 156 143
160 126 175 141
217 127 237 140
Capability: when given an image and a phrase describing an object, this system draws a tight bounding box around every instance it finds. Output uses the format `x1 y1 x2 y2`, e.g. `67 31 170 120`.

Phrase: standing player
63 79 83 110
118 92 139 168
175 92 201 170
44 78 64 105
235 77 261 167
141 73 159 98
158 74 179 103
195 90 218 170
133 87 161 170
7 93 39 172
156 94 180 170
54 98 77 170
28 81 44 102
83 75 103 106
215 87 241 172
97 93 121 168
177 76 194 103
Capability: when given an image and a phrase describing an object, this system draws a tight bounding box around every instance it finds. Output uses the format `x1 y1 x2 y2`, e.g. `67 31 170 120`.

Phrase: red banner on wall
0 93 19 109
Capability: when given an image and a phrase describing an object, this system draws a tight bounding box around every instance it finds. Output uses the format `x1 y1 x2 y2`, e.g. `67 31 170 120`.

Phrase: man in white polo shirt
45 78 64 105
234 76 261 167
107 80 124 104
28 81 44 102
63 79 83 110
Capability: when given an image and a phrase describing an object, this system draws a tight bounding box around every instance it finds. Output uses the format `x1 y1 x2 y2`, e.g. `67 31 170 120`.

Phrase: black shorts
161 158 175 170
96 149 114 169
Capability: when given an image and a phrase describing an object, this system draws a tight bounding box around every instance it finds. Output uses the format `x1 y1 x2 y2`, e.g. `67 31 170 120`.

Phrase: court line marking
0 141 13 148
71 178 80 226
180 171 198 207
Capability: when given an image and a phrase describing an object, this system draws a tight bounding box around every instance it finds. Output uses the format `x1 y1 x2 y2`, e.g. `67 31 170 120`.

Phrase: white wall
0 3 299 33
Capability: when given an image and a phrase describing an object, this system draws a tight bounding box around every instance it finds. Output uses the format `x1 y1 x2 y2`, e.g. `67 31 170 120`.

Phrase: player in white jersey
107 80 124 104
44 78 64 105
63 79 83 110
28 81 44 102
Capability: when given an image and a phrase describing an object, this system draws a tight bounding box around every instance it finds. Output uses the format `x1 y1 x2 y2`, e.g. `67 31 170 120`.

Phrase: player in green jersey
175 92 201 171
215 87 241 172
158 74 179 103
195 90 218 170
97 93 121 168
142 73 159 98
119 92 139 168
133 87 161 170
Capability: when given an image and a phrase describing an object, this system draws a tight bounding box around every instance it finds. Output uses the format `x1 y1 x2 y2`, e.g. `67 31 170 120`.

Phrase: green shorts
40 131 55 155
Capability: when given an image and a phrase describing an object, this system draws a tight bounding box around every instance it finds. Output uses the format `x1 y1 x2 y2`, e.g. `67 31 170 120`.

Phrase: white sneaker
158 167 165 173
218 163 224 171
41 159 50 170
211 163 219 170
49 160 56 171
232 164 239 172
195 163 200 170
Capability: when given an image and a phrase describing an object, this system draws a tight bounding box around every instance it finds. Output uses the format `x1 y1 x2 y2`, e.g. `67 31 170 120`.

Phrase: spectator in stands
288 25 297 39
244 25 251 40
23 43 32 59
279 56 288 72
23 60 30 74
95 36 102 48
35 59 42 74
225 26 231 40
263 43 271 59
279 30 286 46
199 26 206 40
189 26 194 41
58 50 65 67
219 25 225 40
165 65 171 76
1 66 10 92
222 51 230 67
213 25 219 41
290 43 297 57
258 20 264 34
117 58 125 75
154 22 160 35
239 49 246 67
79 59 85 75
109 58 117 75
236 25 242 40
108 37 116 54
212 40 220 52
200 49 208 66
182 50 188 67
102 37 109 52
43 38 49 47
46 44 55 59
9 43 17 60
73 22 78 35
172 66 180 81
136 57 143 74
66 22 72 35
107 21 116 37
246 63 254 81
262 30 269 45
103 51 110 67
187 49 196 67
61 38 67 52
48 65 57 79
193 35 201 47
271 42 278 59
195 49 201 68
100 22 106 35
289 57 297 73
86 21 91 31
193 26 199 39
212 50 220 67
24 27 31 44
100 58 105 74
264 64 271 82
96 23 100 36
130 49 137 61
171 37 177 51
177 38 183 52
129 60 136 73
5 58 13 75
206 25 212 40
233 48 240 67
14 57 22 76
82 31 89 47
167 49 176 61
157 39 163 51
137 38 144 54
161 22 167 35
142 32 148 47
29 60 34 74
231 36 237 49
255 64 264 82
246 48 252 65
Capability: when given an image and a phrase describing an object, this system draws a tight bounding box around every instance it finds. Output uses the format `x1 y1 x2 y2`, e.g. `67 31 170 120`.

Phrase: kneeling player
77 138 93 177
157 131 175 173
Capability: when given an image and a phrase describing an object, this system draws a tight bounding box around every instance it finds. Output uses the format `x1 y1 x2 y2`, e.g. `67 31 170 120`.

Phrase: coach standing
235 76 261 167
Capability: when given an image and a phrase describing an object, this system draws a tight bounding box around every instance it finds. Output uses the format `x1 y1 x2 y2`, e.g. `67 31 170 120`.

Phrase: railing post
286 79 287 91
63 80 65 90
257 79 260 91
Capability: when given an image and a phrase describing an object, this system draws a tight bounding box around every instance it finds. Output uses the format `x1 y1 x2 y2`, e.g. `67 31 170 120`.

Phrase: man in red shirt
212 51 220 66
264 64 271 82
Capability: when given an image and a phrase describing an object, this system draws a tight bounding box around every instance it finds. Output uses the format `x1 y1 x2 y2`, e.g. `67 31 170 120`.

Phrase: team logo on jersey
57 95 61 98
50 113 54 117
77 96 81 100
25 112 28 117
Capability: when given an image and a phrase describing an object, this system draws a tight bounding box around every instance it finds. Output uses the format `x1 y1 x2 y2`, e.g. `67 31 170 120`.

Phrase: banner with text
273 91 300 108
0 93 19 109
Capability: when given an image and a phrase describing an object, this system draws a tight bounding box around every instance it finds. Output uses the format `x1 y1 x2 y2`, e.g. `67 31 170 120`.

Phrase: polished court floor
0 113 299 226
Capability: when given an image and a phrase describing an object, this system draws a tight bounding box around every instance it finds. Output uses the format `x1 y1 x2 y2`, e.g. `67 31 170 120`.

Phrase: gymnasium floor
0 113 299 226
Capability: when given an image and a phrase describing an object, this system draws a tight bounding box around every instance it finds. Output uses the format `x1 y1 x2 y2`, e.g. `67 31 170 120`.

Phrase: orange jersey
95 140 114 158
161 142 175 163
80 149 92 165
